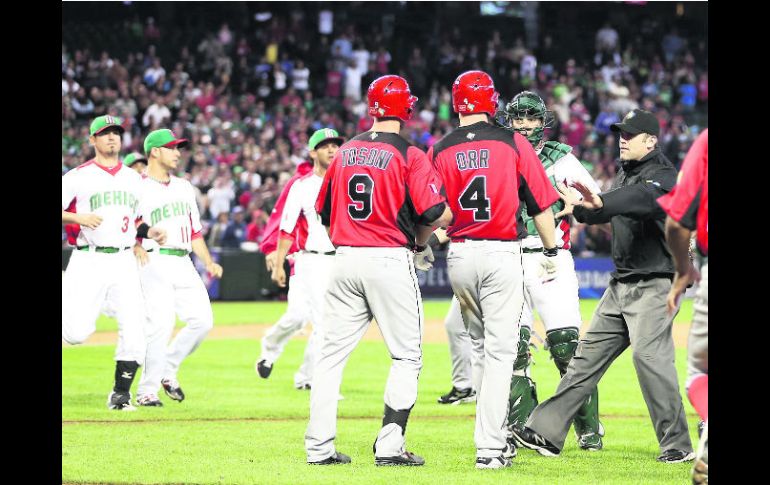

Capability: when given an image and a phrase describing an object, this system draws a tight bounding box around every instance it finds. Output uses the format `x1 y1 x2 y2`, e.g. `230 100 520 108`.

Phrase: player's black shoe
475 455 512 469
161 378 185 402
437 386 476 405
657 449 696 463
308 452 351 465
107 391 136 411
256 359 273 379
375 450 425 466
511 424 560 457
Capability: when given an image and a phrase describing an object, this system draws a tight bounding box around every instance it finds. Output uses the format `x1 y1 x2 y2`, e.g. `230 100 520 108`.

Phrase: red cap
367 75 418 122
452 70 499 117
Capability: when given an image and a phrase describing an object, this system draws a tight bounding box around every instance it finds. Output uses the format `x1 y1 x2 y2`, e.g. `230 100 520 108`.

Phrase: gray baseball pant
305 246 424 462
527 276 692 453
446 240 525 458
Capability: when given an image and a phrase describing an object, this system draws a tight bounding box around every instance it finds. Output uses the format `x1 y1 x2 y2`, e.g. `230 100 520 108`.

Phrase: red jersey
428 122 559 240
315 131 446 248
259 162 313 255
657 129 708 255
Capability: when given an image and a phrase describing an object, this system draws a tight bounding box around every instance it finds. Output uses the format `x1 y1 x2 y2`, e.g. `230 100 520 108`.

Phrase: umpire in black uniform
513 109 694 463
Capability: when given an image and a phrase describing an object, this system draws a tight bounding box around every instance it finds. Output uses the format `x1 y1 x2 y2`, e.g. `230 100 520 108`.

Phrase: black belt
522 247 544 254
305 250 336 255
450 237 515 243
76 246 131 253
147 248 190 257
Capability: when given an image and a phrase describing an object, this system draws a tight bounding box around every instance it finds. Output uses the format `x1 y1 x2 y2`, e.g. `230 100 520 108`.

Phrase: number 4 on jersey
459 176 491 221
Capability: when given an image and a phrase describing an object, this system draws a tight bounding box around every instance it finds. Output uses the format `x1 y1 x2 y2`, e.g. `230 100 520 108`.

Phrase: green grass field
64 299 699 484
92 297 695 331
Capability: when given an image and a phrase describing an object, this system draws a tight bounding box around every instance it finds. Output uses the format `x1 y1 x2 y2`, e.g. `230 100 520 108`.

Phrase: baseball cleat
256 359 273 379
107 391 136 411
295 382 311 390
503 442 517 459
437 386 476 405
511 424 560 457
577 432 603 451
657 449 695 463
136 394 164 407
161 378 185 402
308 451 351 465
475 455 512 469
375 450 425 466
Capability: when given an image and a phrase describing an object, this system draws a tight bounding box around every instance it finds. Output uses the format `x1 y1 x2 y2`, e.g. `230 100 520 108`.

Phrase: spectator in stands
222 206 247 248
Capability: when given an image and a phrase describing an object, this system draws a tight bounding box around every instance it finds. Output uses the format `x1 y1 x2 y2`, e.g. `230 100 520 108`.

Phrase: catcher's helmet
501 91 554 146
367 75 418 122
452 70 499 117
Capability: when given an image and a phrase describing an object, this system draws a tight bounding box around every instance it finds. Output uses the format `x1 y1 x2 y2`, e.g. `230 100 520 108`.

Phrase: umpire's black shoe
511 425 560 457
256 359 273 379
375 451 425 466
657 449 695 463
437 386 476 405
308 452 351 465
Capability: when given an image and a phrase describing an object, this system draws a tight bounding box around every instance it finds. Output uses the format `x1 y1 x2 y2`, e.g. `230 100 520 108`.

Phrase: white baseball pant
520 249 582 332
62 249 146 363
136 252 213 397
259 257 314 386
444 296 485 391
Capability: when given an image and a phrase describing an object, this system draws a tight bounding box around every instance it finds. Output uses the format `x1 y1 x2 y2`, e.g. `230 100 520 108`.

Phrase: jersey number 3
459 176 491 221
348 174 374 220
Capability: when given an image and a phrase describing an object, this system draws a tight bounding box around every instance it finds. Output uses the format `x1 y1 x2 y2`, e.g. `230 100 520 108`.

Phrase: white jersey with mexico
520 145 602 250
137 175 203 253
62 160 143 248
279 173 335 253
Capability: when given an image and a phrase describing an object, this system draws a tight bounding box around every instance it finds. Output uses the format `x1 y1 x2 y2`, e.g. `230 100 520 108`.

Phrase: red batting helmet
452 70 499 117
367 75 418 122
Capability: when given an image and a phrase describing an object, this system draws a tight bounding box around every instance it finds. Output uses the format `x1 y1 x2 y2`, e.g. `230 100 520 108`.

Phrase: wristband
543 247 558 257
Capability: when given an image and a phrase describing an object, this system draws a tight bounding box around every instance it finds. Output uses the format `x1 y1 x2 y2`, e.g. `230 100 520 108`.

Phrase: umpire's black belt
76 245 131 253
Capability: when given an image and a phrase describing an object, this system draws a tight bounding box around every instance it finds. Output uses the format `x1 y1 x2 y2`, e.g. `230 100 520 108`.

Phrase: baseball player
268 128 345 390
305 74 451 466
123 152 148 174
429 71 558 469
62 115 166 411
255 160 315 387
436 295 485 405
657 129 708 484
497 91 605 451
132 128 223 406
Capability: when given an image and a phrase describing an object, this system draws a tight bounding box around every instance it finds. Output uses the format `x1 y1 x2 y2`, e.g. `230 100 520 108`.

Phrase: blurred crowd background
62 1 708 256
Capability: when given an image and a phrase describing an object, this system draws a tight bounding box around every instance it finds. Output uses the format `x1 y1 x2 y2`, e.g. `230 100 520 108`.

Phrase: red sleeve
259 175 301 254
514 132 559 214
657 129 707 229
405 146 446 217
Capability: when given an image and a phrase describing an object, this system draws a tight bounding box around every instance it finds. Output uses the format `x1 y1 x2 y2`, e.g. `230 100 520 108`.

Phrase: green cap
308 128 344 151
144 129 189 155
122 152 148 167
89 115 125 136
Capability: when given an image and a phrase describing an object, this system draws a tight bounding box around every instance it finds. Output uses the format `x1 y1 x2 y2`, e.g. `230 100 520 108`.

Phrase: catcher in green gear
497 91 605 451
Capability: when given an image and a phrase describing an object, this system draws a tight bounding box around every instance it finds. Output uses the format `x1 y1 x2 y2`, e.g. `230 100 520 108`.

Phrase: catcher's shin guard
546 328 603 438
507 375 538 428
573 386 602 438
507 327 538 427
545 327 579 376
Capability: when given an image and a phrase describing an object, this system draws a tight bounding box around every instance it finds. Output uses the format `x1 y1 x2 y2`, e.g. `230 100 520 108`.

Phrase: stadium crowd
62 5 707 256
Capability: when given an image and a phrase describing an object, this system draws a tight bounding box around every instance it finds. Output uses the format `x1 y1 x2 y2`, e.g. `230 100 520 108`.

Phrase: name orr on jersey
455 149 490 171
